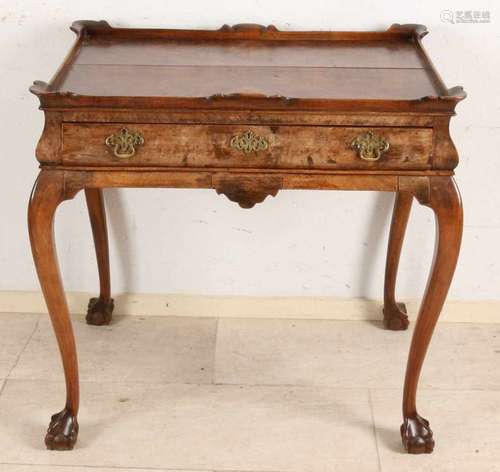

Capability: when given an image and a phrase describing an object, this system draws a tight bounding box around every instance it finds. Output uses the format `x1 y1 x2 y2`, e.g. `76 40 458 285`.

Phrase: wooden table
29 21 465 454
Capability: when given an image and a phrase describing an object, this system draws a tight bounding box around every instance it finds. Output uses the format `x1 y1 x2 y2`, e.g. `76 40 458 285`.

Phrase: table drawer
61 123 433 169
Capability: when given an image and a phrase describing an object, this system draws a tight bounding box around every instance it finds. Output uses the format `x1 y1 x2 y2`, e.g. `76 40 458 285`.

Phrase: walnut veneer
29 21 465 454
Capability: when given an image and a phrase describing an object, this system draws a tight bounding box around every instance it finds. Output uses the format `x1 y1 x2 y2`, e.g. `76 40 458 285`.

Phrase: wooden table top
31 21 465 112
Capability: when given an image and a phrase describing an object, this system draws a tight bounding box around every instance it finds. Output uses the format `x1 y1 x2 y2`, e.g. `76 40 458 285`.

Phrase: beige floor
0 313 499 472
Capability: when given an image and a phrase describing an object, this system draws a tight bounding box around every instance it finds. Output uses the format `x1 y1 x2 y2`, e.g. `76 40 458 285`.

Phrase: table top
31 21 465 112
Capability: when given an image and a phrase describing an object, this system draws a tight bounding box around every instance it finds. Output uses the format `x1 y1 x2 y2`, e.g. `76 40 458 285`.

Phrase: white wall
1 0 499 301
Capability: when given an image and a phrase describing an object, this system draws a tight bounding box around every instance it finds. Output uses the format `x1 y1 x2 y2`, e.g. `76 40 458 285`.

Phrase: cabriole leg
383 191 413 330
28 171 80 450
85 188 114 325
401 177 463 453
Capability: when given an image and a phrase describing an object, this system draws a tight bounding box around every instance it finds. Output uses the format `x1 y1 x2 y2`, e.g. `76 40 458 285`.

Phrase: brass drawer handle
105 128 144 159
230 130 269 154
351 131 390 161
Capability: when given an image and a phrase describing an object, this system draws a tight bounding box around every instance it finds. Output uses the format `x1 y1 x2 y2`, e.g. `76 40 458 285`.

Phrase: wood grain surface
61 123 433 169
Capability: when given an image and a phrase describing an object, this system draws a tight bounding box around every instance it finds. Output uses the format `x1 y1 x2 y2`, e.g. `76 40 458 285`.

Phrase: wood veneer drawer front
61 123 433 169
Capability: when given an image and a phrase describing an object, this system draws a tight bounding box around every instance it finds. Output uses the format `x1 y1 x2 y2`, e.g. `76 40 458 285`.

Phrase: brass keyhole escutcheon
105 128 145 159
351 131 390 161
230 130 269 154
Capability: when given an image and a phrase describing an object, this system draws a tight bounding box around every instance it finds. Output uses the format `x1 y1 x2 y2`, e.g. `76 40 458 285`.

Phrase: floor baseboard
0 290 498 323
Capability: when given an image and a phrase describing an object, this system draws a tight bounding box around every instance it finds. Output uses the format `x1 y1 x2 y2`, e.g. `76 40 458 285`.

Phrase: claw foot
86 297 114 326
401 415 435 454
45 408 79 450
383 302 409 330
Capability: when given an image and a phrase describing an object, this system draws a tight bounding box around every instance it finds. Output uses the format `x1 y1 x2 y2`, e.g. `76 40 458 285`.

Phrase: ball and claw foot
383 302 409 331
45 408 79 450
401 414 435 454
86 297 114 326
